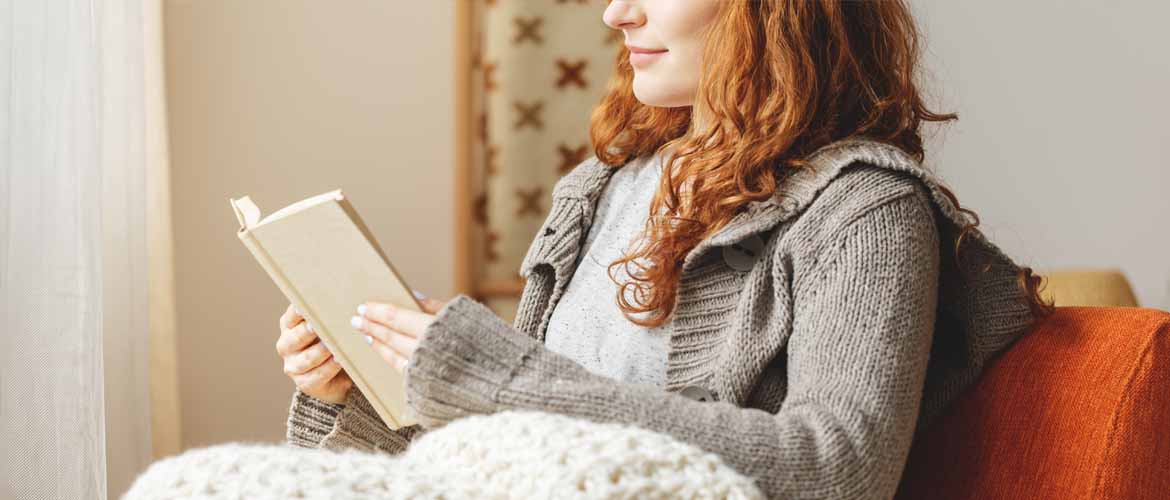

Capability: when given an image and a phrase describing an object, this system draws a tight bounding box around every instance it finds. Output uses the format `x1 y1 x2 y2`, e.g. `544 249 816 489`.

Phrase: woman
276 1 1054 497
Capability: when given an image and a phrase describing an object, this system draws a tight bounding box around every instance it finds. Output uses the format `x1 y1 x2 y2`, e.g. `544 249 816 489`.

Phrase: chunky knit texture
286 136 1039 499
127 410 763 499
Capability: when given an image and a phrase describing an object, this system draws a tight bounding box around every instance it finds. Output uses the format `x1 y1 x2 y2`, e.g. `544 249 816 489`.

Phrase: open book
230 189 420 430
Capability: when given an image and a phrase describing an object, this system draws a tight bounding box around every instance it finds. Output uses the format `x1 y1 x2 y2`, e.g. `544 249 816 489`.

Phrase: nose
603 0 645 31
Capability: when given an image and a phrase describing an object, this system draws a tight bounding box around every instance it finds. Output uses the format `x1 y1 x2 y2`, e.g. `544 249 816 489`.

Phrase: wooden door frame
454 0 474 297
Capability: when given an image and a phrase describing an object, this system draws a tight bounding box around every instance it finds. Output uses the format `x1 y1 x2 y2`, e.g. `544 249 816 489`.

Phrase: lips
627 45 668 54
627 45 668 68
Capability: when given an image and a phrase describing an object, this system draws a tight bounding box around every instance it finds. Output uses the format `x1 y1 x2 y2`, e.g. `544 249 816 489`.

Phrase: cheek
652 3 716 83
631 0 717 107
654 0 719 45
665 46 703 81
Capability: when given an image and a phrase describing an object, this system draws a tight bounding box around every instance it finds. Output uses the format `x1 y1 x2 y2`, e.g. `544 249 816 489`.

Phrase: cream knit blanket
123 410 763 499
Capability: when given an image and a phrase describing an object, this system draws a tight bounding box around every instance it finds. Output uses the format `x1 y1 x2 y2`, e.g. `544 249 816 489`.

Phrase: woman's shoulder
776 162 937 266
785 162 934 232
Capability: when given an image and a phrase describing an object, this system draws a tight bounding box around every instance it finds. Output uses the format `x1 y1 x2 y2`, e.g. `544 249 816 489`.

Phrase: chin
631 78 690 108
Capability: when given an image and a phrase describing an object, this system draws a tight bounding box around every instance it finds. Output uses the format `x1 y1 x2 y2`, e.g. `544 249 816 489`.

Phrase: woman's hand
276 303 352 404
351 293 448 374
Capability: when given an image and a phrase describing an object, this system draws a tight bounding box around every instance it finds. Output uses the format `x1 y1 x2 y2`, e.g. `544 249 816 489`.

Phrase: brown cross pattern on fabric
555 58 588 90
513 17 544 45
485 0 497 7
513 100 544 130
473 192 488 226
478 112 489 143
485 230 500 262
557 143 590 174
485 145 499 176
515 187 544 217
483 61 497 92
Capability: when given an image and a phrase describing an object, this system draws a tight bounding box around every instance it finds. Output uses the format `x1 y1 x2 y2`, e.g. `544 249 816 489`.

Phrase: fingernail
306 322 314 333
412 290 426 300
357 303 367 316
293 305 300 316
350 315 363 329
364 335 373 345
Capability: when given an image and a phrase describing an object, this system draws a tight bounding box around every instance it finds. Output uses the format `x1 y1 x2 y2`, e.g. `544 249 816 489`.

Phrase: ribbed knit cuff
286 386 419 454
286 388 344 448
404 294 543 429
323 386 417 453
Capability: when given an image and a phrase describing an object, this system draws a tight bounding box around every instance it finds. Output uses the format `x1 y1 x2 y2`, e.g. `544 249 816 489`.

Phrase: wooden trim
454 0 474 296
148 0 182 460
477 278 527 297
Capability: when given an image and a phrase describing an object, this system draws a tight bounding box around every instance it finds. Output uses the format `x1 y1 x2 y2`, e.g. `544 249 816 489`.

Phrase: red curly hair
590 0 1055 327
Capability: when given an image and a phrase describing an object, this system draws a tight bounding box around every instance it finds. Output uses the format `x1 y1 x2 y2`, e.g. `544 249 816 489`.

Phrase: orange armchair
896 306 1170 499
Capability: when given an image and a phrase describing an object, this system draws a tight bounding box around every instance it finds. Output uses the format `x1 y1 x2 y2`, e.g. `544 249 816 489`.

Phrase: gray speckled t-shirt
544 153 671 388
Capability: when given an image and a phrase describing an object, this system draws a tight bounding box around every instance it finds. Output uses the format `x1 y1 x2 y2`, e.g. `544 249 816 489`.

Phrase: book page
257 189 345 227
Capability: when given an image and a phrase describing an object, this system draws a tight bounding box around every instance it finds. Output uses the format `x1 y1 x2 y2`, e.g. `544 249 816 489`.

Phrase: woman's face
603 0 721 108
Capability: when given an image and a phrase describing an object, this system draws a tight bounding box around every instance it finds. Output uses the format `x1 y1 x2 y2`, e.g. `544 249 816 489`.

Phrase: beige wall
164 0 455 448
910 0 1170 310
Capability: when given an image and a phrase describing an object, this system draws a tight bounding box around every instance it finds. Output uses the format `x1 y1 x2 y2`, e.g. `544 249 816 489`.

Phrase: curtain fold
1 0 159 498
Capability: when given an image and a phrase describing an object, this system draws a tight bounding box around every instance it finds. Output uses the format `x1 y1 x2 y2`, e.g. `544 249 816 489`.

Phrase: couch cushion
896 306 1170 499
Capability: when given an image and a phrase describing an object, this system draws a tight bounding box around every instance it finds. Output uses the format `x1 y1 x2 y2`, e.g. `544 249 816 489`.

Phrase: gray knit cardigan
286 136 1038 499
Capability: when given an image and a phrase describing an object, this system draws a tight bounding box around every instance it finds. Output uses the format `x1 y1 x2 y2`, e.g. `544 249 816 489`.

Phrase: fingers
292 356 345 392
361 302 430 338
280 303 304 330
368 337 410 373
322 367 353 393
355 317 417 358
283 339 332 376
275 321 317 357
419 297 446 315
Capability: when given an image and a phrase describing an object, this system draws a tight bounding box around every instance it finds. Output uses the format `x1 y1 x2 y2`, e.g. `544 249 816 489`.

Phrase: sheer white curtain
1 0 160 498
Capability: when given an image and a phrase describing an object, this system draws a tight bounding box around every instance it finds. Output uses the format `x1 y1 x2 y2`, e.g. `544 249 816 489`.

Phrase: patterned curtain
467 0 621 321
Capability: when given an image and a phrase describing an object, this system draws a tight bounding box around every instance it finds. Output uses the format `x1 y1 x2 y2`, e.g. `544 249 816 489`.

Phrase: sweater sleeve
285 385 424 455
403 190 940 499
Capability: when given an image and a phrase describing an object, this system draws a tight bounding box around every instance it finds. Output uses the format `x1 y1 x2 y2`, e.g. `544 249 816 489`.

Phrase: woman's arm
286 385 424 454
403 189 940 499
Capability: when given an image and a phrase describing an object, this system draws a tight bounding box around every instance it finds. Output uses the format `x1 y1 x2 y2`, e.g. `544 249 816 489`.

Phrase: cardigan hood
518 135 1039 426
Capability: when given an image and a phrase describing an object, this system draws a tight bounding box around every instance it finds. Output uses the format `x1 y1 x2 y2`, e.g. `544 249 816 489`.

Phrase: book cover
230 189 420 430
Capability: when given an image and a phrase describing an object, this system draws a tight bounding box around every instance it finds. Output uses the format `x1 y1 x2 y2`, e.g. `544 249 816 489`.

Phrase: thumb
420 297 447 314
412 290 446 314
